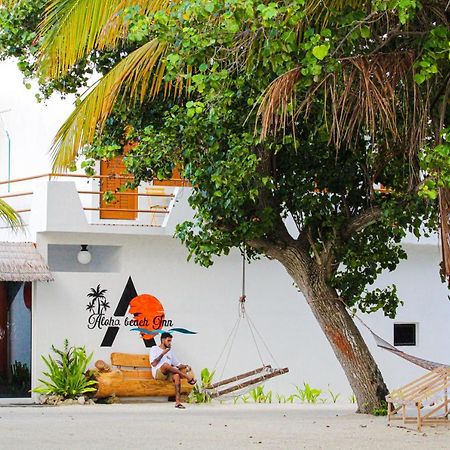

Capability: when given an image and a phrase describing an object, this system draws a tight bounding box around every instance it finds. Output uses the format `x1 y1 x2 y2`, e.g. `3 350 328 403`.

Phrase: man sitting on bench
150 332 196 409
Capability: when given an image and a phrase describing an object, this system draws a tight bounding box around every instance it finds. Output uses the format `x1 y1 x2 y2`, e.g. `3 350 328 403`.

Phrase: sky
0 59 75 181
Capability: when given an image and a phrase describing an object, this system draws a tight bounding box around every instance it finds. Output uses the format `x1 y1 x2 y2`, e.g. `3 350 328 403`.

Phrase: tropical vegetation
32 339 97 399
1 0 449 413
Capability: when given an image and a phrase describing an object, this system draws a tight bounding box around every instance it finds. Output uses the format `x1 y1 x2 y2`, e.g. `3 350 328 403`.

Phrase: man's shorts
155 368 173 381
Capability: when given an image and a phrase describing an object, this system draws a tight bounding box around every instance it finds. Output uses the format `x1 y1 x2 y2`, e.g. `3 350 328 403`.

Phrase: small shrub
327 388 341 404
294 383 323 404
249 385 272 403
32 339 97 399
188 367 215 403
371 401 388 416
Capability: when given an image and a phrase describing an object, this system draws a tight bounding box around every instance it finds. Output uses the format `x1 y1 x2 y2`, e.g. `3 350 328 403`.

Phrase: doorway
0 282 32 398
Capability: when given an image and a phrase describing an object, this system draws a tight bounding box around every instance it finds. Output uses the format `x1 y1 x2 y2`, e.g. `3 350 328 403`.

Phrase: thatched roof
0 242 54 282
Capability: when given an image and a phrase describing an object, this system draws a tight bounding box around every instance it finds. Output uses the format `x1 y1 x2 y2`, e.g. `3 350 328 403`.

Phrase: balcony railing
0 173 183 227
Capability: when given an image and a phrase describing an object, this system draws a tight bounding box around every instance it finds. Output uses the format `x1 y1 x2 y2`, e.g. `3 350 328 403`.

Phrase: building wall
31 231 450 401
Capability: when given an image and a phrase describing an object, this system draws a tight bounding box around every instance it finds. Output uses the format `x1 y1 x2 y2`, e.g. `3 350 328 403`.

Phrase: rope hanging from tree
203 247 289 399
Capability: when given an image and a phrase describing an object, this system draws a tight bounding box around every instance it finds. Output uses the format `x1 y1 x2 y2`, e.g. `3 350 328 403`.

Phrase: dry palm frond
303 0 369 27
256 67 301 140
326 52 416 148
50 38 170 171
38 0 170 79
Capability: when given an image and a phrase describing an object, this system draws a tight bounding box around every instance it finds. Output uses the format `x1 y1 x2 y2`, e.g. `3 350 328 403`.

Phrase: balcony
0 173 193 239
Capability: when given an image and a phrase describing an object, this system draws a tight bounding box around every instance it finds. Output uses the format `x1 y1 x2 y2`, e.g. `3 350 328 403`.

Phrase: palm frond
0 199 22 229
0 0 20 6
303 0 369 27
38 0 169 79
324 52 420 149
256 67 301 141
51 38 170 170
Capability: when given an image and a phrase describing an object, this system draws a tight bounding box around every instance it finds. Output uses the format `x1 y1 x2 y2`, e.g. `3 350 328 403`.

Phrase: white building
0 60 449 403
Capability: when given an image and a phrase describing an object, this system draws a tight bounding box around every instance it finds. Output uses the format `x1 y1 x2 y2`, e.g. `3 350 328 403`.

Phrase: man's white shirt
149 346 180 377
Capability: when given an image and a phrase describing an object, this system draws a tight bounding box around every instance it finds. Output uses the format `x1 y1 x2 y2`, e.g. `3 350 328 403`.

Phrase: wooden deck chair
145 186 169 225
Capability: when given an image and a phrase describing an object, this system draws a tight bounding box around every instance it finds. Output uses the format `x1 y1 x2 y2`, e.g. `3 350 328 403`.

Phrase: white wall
32 232 450 402
0 60 75 181
33 232 348 399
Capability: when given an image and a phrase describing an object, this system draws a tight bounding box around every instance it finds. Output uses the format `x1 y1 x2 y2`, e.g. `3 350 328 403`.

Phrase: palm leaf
0 199 22 229
51 38 170 170
38 0 170 79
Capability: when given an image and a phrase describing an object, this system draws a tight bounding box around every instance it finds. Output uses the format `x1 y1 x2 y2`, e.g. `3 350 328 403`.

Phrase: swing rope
205 246 289 399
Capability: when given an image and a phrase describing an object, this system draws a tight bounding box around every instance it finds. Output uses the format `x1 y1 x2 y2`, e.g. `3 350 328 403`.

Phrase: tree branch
341 206 383 240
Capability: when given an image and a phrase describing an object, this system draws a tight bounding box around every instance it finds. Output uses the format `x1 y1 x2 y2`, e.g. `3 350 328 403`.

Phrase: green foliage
371 401 388 416
2 0 449 325
420 129 450 200
294 383 323 404
348 393 357 404
10 361 31 393
32 339 97 399
327 388 341 404
249 385 272 403
188 367 215 403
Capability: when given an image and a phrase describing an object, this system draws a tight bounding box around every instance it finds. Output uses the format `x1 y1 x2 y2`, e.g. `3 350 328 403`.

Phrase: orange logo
128 294 166 341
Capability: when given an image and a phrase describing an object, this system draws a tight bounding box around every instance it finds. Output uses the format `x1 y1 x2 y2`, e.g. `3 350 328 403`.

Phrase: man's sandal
175 403 186 409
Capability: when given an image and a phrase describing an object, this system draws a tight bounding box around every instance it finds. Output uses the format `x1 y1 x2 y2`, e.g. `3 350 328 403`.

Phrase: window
393 323 417 346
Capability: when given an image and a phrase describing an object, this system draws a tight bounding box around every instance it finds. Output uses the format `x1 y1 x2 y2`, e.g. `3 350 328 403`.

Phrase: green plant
249 385 272 403
371 401 388 416
285 394 296 404
275 393 286 404
294 383 323 404
188 367 215 404
10 361 31 393
348 394 357 404
327 388 341 404
32 339 97 399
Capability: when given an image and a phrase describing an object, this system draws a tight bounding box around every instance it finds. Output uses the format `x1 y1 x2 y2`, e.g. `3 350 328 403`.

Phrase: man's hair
161 332 172 340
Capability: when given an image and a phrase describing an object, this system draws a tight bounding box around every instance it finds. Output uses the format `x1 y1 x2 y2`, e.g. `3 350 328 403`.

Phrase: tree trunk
301 279 388 413
264 243 389 413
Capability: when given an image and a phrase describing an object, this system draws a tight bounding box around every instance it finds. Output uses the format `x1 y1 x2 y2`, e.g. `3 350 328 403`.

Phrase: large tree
1 0 449 412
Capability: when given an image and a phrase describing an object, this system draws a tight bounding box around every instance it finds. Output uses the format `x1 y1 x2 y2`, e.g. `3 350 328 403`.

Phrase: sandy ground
0 403 448 450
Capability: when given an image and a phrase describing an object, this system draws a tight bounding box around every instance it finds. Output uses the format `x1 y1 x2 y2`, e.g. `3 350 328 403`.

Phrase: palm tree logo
86 285 109 316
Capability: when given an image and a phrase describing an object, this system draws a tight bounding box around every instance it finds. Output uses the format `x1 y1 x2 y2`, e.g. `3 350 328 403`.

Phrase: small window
393 323 417 346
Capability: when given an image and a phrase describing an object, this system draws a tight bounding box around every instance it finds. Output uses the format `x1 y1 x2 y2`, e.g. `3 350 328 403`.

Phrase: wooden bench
94 352 194 399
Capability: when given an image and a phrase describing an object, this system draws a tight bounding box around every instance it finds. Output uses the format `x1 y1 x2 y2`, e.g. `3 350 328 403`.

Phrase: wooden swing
203 250 289 399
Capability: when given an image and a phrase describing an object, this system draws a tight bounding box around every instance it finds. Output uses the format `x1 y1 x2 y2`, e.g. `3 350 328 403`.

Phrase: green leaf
414 72 426 84
312 45 329 61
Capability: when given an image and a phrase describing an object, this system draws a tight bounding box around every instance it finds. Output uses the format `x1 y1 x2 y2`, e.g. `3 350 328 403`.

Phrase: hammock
354 315 450 371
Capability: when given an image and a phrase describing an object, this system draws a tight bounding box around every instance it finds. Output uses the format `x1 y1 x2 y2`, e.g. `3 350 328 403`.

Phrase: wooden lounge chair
386 367 450 431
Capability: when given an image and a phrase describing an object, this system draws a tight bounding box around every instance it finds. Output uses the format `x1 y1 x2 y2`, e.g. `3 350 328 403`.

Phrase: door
100 157 138 220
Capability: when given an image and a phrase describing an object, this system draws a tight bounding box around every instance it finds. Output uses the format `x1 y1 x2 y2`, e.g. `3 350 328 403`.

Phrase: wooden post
417 401 422 432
